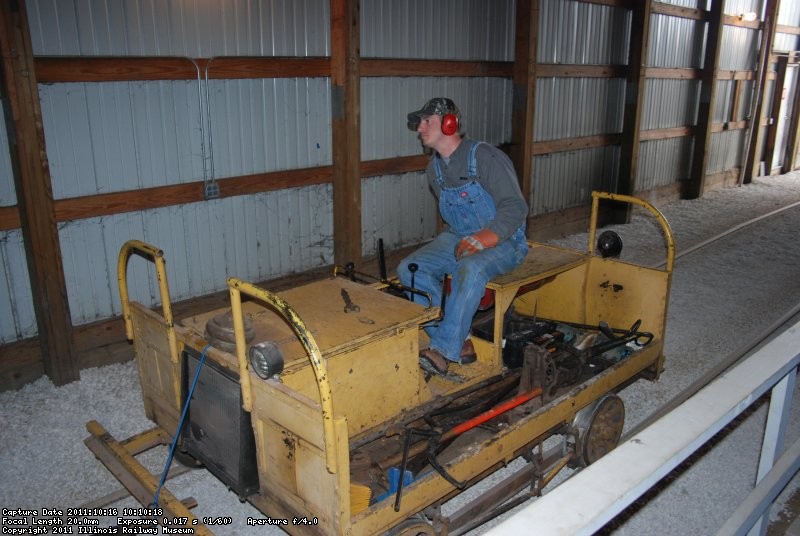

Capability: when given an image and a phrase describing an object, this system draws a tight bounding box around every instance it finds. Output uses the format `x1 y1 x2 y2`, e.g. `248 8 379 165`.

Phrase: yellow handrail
117 240 181 407
588 191 676 273
227 277 338 474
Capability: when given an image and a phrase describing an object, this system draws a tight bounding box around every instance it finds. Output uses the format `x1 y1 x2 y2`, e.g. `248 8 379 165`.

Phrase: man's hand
455 229 500 259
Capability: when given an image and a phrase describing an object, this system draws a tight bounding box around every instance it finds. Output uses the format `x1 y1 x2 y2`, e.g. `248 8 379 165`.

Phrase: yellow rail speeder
86 192 674 535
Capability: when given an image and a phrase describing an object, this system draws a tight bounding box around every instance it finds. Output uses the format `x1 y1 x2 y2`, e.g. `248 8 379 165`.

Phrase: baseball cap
407 97 460 131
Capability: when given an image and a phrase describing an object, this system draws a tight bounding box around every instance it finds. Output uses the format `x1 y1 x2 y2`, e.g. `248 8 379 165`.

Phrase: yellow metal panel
583 257 668 343
281 327 423 435
251 378 326 447
130 302 180 434
511 264 589 322
254 418 298 495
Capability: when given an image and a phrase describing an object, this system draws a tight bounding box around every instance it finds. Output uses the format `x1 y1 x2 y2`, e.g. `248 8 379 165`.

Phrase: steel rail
651 198 800 269
627 199 800 438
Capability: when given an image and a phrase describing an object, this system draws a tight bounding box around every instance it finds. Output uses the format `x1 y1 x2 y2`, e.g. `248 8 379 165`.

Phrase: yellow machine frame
87 192 675 535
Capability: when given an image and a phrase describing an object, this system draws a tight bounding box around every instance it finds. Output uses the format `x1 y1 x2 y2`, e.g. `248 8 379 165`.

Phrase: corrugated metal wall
0 97 33 341
531 0 629 216
0 0 516 343
778 1 800 51
3 0 800 344
360 0 515 257
3 0 337 341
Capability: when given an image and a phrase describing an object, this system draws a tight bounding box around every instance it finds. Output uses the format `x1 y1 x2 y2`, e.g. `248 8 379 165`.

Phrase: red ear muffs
441 113 459 135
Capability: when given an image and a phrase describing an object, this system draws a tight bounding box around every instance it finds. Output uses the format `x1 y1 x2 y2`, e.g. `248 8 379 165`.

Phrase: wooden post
782 60 800 173
511 0 539 223
763 55 788 174
684 0 725 199
0 0 78 385
614 0 652 223
740 0 780 185
330 0 362 266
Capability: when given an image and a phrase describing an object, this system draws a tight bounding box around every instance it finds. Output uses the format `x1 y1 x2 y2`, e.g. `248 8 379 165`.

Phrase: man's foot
460 339 477 364
419 348 449 375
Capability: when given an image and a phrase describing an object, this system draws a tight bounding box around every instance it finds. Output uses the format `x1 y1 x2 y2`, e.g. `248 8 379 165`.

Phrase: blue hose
152 344 211 508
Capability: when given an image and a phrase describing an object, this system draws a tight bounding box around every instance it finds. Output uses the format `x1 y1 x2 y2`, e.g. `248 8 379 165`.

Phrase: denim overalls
398 141 528 362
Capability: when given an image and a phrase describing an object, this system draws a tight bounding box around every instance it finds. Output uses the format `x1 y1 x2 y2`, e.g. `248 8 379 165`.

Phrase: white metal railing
485 321 800 536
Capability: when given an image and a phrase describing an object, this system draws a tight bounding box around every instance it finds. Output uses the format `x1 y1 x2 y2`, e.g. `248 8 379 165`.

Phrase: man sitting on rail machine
398 97 529 376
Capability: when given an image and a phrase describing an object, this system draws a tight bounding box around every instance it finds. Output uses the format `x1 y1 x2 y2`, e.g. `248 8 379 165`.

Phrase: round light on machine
248 341 284 379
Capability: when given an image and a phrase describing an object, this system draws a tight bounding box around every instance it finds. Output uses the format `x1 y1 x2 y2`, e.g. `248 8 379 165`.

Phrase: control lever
345 262 356 282
408 263 418 303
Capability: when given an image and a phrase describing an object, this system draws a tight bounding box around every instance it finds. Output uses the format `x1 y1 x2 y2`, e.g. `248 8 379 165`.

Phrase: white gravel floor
2 173 800 535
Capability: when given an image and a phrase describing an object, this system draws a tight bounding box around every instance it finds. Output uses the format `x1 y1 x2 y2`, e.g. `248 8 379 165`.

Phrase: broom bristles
350 482 372 514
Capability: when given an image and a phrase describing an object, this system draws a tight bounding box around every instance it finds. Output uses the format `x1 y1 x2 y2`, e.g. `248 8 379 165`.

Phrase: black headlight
248 341 284 379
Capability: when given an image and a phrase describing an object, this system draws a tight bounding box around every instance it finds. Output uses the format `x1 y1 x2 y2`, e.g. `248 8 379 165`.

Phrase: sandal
419 348 449 375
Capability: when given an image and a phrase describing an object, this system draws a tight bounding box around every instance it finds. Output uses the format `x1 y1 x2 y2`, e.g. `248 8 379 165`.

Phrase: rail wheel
387 515 436 536
570 393 625 468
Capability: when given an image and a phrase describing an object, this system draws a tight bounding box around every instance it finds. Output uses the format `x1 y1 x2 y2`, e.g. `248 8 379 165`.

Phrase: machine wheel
387 515 436 536
172 448 204 469
570 393 625 468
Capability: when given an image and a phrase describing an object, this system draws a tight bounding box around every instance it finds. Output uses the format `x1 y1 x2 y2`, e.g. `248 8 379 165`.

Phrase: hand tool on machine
332 263 433 306
560 319 653 362
392 387 543 510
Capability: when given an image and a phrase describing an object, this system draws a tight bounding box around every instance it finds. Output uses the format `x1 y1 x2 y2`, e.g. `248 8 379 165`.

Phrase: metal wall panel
724 0 761 17
0 105 14 207
707 129 747 173
361 172 438 257
361 77 513 161
658 0 702 7
0 80 34 343
0 231 36 343
719 25 759 71
647 13 705 69
776 0 800 52
642 79 700 130
638 137 694 191
535 78 625 140
538 0 630 65
26 0 330 57
9 0 794 344
713 79 734 123
38 81 205 198
531 147 620 216
59 186 333 326
361 0 515 61
206 78 332 178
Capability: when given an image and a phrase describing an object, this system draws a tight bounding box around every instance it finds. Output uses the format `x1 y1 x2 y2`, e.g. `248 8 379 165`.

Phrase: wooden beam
0 0 78 385
776 24 800 36
330 0 362 265
645 67 701 79
532 134 621 155
511 0 539 211
361 59 511 78
35 56 331 82
651 2 705 21
782 64 800 173
764 55 789 174
0 157 435 233
741 0 781 185
684 0 725 199
617 0 651 210
536 63 625 78
640 126 694 141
